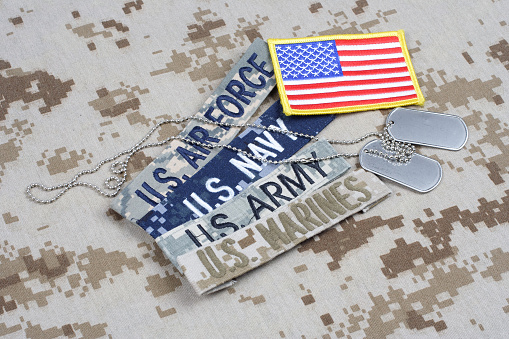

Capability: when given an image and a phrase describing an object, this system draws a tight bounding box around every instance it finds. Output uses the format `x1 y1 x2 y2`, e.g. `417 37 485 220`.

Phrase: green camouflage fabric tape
111 38 276 222
157 139 351 271
178 168 392 295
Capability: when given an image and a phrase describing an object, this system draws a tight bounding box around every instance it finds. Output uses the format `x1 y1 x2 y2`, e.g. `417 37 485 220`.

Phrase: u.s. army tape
157 139 351 271
111 38 276 222
178 168 391 295
137 101 335 238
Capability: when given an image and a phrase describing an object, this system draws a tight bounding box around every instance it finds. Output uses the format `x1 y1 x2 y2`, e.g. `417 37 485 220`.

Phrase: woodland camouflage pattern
1 0 509 338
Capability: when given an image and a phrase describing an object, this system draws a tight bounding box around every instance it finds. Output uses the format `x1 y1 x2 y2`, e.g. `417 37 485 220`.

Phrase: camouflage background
1 0 508 338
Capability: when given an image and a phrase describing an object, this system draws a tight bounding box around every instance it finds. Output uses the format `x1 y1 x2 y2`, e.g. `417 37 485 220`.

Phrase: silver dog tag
387 108 468 150
359 140 442 192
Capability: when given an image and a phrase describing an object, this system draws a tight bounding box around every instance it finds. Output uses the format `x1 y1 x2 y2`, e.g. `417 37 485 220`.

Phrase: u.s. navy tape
136 101 335 238
111 38 276 221
178 168 391 295
157 139 350 271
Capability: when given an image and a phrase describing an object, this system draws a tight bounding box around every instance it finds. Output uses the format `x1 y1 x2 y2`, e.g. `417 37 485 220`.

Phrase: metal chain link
26 115 411 204
362 122 415 164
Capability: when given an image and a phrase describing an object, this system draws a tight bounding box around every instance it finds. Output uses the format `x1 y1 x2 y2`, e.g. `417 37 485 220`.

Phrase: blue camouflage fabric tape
137 101 335 238
156 139 350 271
178 168 392 295
110 38 276 222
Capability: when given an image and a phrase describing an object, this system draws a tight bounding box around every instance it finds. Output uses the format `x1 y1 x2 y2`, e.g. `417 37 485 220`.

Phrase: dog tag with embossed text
387 108 468 150
359 140 442 192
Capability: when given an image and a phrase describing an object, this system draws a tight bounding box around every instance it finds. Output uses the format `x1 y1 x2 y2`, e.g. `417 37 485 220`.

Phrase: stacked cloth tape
113 33 420 294
2 1 509 338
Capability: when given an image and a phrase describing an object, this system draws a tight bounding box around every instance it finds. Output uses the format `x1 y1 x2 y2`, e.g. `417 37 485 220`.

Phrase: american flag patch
268 30 424 116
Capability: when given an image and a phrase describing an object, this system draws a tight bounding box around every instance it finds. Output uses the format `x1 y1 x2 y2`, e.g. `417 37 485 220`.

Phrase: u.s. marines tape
137 101 335 238
177 168 391 295
111 38 276 222
157 139 350 271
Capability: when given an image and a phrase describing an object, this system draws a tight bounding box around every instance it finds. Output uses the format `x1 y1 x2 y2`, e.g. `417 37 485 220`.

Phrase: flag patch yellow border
267 30 424 116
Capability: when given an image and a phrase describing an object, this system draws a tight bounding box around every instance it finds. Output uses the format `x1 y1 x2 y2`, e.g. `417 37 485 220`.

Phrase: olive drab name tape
178 168 392 295
111 38 276 221
156 139 351 271
136 101 335 238
267 30 424 116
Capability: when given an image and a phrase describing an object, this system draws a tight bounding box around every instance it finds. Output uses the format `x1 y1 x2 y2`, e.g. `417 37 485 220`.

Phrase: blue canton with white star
275 40 343 81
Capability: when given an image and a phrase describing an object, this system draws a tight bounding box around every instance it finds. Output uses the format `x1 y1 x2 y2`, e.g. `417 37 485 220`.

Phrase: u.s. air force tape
111 38 276 222
137 101 334 238
177 168 391 295
156 139 350 271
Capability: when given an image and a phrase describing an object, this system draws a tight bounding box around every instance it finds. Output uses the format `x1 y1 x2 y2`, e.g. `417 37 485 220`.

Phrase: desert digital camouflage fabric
157 139 351 270
1 1 509 338
179 168 391 294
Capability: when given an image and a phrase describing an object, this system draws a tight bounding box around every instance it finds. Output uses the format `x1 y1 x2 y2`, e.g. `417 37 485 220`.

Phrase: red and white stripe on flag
268 30 424 116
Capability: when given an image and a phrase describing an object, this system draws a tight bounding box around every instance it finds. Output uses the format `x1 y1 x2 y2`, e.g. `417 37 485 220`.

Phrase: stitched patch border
268 30 424 116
